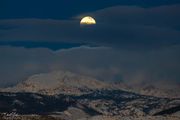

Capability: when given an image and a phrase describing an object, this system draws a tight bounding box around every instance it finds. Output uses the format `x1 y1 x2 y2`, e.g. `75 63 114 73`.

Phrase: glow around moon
80 16 96 25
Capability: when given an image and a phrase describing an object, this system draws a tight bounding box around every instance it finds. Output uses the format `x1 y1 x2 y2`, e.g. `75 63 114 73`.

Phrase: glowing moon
80 16 96 25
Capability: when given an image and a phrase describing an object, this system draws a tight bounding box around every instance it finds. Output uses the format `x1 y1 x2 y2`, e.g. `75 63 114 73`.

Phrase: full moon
80 16 96 25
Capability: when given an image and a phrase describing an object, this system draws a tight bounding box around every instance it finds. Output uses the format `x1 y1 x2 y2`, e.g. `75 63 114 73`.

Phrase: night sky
0 0 180 88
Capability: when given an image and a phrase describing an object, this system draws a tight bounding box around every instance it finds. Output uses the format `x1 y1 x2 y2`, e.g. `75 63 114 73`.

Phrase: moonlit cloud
0 5 180 48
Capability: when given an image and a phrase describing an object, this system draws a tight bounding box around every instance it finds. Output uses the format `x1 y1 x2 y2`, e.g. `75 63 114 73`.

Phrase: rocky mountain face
0 70 180 120
0 90 180 120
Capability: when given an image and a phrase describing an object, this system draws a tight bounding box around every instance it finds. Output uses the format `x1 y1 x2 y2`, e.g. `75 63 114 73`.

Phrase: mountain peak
3 71 109 95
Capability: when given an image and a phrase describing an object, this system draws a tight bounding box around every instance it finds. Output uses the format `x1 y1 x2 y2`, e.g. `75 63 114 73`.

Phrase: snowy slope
3 71 108 95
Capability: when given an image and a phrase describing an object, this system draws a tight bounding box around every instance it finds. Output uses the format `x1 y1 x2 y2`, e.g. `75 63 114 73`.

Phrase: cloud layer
0 5 180 48
0 45 179 88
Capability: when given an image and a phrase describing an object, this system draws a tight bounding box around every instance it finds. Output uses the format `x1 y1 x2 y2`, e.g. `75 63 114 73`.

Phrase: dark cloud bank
0 5 180 88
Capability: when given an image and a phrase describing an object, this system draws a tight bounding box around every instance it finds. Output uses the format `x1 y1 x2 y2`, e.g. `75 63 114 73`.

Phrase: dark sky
1 0 180 19
0 0 180 88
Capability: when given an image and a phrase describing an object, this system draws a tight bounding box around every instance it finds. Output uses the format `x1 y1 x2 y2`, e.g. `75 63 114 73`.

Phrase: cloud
0 45 179 88
0 4 180 48
89 5 180 28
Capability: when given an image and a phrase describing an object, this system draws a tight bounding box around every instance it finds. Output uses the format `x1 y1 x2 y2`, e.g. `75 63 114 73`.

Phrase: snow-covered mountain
112 83 180 98
2 70 180 98
3 71 109 95
133 85 180 98
0 70 180 120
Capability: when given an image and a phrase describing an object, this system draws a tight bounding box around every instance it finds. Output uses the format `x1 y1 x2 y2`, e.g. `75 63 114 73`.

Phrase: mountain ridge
2 71 109 95
1 70 180 98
